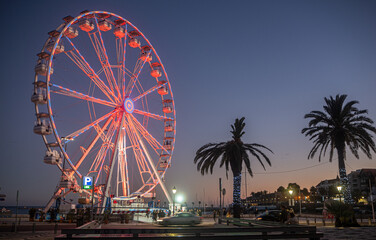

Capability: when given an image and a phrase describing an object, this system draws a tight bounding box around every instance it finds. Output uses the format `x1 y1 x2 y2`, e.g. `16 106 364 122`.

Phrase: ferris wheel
32 10 176 211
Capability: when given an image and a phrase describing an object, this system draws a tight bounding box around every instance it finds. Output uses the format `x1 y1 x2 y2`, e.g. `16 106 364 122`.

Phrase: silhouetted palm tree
194 117 272 218
302 94 376 203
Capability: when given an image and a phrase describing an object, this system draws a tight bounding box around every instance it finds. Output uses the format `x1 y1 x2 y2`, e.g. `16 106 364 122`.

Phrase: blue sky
1 0 376 206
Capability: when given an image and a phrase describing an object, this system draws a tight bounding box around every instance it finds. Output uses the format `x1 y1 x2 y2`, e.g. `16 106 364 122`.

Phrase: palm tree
194 117 272 218
302 94 376 203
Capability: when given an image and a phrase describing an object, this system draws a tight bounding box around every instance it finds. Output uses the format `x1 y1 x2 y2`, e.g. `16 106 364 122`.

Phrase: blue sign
83 176 93 189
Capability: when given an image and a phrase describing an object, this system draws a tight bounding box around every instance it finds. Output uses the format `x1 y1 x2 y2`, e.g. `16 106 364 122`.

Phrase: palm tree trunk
233 172 242 218
337 146 352 204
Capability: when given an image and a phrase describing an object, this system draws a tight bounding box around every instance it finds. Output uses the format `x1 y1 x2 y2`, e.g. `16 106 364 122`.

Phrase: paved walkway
318 226 376 240
1 219 376 239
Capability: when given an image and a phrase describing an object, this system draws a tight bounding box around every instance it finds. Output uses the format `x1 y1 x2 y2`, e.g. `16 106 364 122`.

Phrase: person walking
280 205 288 223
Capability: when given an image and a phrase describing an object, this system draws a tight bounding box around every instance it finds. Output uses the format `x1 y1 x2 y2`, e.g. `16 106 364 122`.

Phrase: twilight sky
1 0 376 206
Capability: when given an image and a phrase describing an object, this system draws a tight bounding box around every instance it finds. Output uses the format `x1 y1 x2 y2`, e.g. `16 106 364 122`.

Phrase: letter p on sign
83 176 93 189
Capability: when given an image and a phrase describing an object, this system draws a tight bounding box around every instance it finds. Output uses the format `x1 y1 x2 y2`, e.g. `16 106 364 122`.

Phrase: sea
0 206 44 215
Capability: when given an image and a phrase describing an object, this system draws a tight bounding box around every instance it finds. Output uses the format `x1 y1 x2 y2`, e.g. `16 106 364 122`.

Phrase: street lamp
337 185 342 202
288 189 293 207
172 186 176 215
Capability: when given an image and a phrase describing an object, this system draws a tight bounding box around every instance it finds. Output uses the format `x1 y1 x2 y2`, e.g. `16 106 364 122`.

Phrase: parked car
255 210 281 222
248 205 278 214
159 212 202 226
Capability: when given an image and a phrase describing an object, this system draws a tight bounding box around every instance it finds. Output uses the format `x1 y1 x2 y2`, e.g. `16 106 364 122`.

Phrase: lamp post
299 189 302 216
172 186 176 215
90 172 97 221
288 189 293 207
337 185 342 203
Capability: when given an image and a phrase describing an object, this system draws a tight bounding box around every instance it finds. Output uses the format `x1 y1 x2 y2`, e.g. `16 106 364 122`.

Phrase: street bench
55 225 323 239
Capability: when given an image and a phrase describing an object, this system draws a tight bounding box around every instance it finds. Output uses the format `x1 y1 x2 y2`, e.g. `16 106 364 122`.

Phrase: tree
301 188 309 197
194 117 272 218
277 186 285 193
302 94 376 203
277 186 286 199
325 200 359 227
309 186 317 195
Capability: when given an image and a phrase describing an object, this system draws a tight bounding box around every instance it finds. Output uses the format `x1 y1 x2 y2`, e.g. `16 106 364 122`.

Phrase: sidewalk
1 218 375 240
318 226 376 240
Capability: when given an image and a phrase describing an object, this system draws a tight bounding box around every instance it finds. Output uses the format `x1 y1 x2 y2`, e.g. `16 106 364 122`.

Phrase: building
315 168 376 202
316 176 340 198
348 168 376 201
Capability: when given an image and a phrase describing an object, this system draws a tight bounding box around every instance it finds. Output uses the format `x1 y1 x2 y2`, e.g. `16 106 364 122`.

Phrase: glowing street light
337 185 342 202
176 195 184 203
288 189 293 207
172 186 176 215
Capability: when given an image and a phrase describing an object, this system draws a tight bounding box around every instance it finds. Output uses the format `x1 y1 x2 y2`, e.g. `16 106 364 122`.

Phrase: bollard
306 219 309 225
322 219 326 226
32 223 36 233
314 217 316 224
54 223 58 234
369 218 372 225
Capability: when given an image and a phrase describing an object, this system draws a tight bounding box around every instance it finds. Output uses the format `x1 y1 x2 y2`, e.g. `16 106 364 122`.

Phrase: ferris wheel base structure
32 10 176 213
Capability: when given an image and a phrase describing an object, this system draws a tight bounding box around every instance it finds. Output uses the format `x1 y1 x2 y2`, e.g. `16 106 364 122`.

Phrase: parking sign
83 176 93 189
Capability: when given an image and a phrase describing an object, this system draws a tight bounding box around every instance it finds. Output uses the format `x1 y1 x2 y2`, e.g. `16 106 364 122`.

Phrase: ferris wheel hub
123 98 134 113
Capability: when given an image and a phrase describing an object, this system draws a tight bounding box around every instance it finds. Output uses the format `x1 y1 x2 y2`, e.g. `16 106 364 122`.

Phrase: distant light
337 186 342 192
176 195 184 203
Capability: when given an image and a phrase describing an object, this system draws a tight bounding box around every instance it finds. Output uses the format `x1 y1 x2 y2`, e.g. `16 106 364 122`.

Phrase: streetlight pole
219 178 222 221
299 189 302 216
91 172 98 221
288 189 293 207
172 186 176 216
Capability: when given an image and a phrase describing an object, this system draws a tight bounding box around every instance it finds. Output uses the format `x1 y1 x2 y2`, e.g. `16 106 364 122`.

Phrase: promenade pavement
1 217 376 239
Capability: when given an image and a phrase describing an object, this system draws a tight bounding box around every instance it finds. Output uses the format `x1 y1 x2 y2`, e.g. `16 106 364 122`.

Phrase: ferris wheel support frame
101 113 125 213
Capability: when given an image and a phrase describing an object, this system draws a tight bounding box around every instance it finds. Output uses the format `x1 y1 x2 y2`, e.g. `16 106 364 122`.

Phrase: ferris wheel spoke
132 109 173 121
51 84 117 108
64 110 117 141
124 116 156 185
130 114 170 154
73 114 114 171
132 82 167 103
90 16 122 100
64 37 119 103
124 56 150 96
123 117 151 179
91 136 115 185
114 24 128 98
121 25 128 98
127 114 172 202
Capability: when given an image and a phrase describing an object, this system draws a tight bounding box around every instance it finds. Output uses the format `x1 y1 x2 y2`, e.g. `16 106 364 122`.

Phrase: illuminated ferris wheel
32 10 176 211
